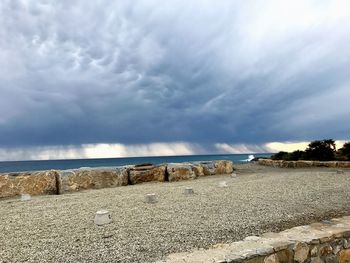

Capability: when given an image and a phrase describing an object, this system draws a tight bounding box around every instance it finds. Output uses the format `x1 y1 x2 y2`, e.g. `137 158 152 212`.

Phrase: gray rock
129 165 166 184
166 163 196 182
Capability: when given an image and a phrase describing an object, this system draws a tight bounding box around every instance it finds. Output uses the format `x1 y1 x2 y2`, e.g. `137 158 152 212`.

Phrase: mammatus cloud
0 1 350 160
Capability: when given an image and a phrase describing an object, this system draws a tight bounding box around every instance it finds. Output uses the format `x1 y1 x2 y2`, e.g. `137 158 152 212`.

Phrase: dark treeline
271 139 350 161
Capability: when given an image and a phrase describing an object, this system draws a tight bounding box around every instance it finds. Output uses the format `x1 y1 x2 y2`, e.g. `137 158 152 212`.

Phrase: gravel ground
1 164 350 263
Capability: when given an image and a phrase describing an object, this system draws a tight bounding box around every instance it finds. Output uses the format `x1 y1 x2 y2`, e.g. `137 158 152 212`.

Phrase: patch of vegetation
337 142 350 161
271 139 350 161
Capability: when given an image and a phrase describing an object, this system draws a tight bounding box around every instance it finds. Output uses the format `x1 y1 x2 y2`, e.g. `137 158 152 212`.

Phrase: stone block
319 244 333 256
0 170 58 198
338 249 350 263
276 249 294 263
264 254 280 263
215 160 234 174
200 161 216 176
166 163 196 182
129 165 166 184
58 167 128 193
324 254 337 263
191 163 205 177
293 242 309 263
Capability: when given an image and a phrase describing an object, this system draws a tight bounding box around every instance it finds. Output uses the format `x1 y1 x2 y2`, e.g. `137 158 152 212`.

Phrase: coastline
1 163 350 262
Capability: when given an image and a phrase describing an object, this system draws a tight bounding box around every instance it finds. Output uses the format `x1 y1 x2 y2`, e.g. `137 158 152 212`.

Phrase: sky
0 0 350 161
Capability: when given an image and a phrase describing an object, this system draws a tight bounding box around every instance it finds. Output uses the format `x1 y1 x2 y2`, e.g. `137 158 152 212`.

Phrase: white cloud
215 140 348 154
265 140 347 152
214 143 270 154
0 140 349 161
0 142 203 161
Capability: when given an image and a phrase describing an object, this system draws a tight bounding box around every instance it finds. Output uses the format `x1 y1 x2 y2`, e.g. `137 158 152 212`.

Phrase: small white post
145 193 157 203
184 187 194 195
21 194 31 201
218 181 228 188
94 210 112 226
231 172 238 178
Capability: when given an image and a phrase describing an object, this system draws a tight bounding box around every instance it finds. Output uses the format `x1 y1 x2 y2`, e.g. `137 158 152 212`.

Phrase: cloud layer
1 140 347 161
0 142 203 161
0 0 350 159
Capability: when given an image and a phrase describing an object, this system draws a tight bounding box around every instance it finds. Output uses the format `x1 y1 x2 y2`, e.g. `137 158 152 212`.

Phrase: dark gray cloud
1 0 350 152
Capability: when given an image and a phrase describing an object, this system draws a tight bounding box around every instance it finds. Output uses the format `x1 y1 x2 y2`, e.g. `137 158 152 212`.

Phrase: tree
303 139 336 161
337 142 350 161
285 150 304 161
271 151 288 160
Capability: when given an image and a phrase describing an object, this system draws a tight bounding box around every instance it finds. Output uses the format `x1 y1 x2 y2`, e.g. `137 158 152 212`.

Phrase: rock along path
1 164 350 262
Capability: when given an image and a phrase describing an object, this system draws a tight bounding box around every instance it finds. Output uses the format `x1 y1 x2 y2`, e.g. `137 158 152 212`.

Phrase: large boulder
191 163 205 177
200 161 216 176
198 160 234 176
58 167 129 193
0 170 58 198
214 160 234 174
129 164 166 184
167 163 196 182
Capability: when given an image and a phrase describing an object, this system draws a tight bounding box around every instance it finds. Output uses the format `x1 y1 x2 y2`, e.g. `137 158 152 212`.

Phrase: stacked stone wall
158 216 350 263
258 159 350 169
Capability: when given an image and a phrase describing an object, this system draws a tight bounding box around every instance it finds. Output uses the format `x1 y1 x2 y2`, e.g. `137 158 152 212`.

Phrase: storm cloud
0 0 350 159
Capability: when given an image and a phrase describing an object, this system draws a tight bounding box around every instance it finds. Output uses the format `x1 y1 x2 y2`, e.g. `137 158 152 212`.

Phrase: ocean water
0 153 271 173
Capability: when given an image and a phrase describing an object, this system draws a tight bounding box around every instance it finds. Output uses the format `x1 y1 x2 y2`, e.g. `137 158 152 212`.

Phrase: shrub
271 151 289 160
337 142 350 161
285 150 304 161
271 139 341 161
303 139 336 161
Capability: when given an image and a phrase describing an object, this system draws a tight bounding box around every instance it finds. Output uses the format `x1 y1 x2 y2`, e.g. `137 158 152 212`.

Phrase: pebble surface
1 164 350 262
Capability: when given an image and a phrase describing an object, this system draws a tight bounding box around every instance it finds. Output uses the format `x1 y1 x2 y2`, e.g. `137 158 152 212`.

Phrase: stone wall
0 170 58 198
166 160 234 182
258 159 350 168
158 216 350 263
167 163 196 182
129 164 167 184
57 167 129 194
0 160 234 198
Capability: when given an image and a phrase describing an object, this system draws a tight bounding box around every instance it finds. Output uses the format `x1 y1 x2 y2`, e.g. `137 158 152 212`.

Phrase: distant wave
241 154 255 162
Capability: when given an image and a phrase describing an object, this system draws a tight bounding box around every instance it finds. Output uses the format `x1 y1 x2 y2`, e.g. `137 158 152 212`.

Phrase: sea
0 153 271 173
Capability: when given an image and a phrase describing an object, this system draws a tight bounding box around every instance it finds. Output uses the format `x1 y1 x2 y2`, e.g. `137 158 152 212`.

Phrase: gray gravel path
1 164 350 263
